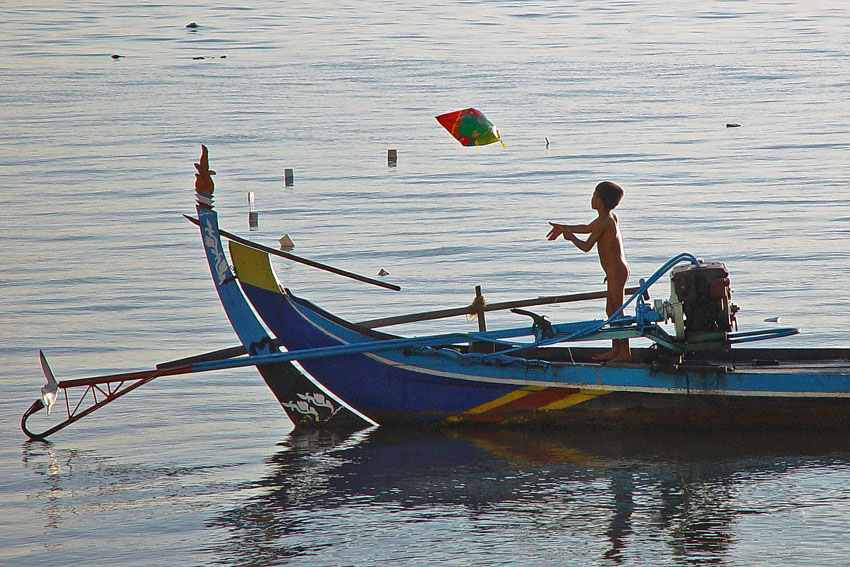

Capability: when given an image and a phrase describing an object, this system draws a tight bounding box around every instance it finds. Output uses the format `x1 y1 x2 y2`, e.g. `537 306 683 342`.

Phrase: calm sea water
2 1 849 565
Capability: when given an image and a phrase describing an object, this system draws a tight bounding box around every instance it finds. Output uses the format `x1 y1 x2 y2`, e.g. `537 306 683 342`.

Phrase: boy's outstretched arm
562 222 594 233
564 219 607 252
547 220 595 241
549 221 594 234
563 232 595 252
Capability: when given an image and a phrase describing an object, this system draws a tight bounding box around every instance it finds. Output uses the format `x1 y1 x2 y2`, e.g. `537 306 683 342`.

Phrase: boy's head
593 181 623 210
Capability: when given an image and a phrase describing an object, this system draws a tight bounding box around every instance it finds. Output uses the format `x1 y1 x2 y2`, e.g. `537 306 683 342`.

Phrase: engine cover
670 262 734 340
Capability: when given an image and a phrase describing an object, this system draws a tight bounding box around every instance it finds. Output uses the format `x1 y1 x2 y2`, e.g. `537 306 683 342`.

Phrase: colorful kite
435 108 505 147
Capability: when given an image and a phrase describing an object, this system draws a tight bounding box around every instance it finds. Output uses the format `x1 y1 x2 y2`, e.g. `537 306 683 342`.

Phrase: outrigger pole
183 215 401 292
18 323 530 440
21 314 610 441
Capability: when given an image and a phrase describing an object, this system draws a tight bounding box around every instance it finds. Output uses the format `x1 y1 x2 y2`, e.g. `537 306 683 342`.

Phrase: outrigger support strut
21 345 250 441
21 373 161 441
21 351 189 441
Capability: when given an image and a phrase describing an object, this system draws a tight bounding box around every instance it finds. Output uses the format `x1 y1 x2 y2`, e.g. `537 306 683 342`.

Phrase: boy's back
596 212 628 282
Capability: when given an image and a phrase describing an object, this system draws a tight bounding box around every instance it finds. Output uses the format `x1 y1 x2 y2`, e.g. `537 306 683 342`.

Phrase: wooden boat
21 147 850 439
226 237 850 428
191 151 850 429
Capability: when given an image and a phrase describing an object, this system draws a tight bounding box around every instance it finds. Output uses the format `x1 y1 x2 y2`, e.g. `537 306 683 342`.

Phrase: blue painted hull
242 283 522 422
228 252 850 427
196 203 369 427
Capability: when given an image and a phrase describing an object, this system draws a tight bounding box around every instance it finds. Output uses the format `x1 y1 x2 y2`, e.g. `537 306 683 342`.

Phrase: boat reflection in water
208 428 850 565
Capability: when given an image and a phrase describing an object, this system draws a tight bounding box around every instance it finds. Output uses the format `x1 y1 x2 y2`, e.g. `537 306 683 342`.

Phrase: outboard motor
656 262 738 348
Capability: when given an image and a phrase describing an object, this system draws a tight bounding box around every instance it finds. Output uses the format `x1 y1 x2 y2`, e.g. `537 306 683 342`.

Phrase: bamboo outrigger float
21 146 850 439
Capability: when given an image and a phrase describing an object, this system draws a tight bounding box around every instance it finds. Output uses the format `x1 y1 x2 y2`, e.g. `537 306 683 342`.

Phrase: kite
435 108 505 147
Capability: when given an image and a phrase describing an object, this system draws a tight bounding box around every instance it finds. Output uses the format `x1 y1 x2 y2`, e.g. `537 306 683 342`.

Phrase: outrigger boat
21 147 850 439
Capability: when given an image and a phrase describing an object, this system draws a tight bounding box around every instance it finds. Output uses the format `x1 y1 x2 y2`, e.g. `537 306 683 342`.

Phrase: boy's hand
547 222 564 240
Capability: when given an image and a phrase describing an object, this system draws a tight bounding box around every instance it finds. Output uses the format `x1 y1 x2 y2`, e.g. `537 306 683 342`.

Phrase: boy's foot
593 348 631 363
593 350 619 362
609 350 631 362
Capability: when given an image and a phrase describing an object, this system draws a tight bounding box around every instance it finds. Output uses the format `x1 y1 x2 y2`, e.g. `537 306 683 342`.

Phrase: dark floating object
110 54 122 59
387 149 397 167
726 123 741 128
284 168 294 186
545 136 551 148
193 56 205 60
186 22 199 28
220 55 226 59
378 268 390 277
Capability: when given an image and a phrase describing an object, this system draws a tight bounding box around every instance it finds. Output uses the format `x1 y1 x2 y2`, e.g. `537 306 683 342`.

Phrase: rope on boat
466 293 486 321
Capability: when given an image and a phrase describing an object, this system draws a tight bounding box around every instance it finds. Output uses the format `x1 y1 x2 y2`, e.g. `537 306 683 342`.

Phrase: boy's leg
595 280 630 361
609 283 630 361
594 284 623 361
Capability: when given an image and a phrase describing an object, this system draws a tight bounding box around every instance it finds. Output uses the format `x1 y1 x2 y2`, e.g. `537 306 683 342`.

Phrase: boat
206 149 850 429
21 147 850 439
229 238 850 429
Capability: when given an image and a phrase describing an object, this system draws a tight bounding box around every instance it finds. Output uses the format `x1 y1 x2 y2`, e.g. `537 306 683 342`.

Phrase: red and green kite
435 108 505 147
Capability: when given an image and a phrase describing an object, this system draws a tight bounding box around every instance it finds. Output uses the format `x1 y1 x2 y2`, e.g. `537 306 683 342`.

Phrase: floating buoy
284 168 294 187
726 123 741 128
279 234 295 250
186 22 199 28
377 268 389 277
110 54 122 59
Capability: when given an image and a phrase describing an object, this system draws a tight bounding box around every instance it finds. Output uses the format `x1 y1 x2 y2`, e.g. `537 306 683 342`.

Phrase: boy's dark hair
594 181 623 210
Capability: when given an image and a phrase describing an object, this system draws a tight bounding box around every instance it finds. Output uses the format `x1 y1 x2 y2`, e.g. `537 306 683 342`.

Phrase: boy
547 181 630 362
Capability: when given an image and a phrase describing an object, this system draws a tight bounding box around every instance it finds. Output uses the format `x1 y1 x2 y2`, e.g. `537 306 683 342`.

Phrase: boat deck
531 346 850 374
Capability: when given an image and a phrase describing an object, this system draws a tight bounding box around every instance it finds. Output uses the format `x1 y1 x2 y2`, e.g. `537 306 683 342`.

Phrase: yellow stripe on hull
446 387 611 422
462 386 547 415
540 389 611 410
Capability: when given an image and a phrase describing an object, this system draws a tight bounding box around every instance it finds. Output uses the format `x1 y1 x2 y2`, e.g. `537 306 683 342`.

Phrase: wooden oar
184 215 401 292
357 286 641 328
155 344 251 369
